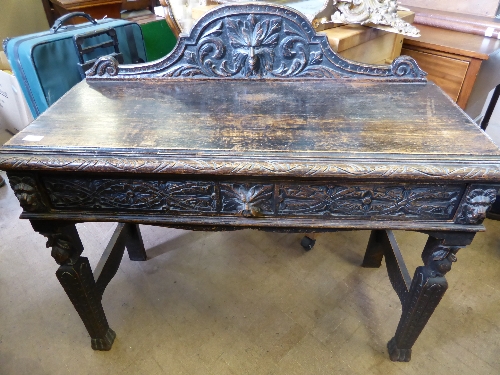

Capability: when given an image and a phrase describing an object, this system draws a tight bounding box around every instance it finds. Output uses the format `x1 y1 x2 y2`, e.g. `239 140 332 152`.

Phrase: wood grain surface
404 24 500 60
5 80 498 157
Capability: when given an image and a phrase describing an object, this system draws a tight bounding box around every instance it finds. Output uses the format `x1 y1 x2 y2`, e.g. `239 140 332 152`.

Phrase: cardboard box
0 69 33 134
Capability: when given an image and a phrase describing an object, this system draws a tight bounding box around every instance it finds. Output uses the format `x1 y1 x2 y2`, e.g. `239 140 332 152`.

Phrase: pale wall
0 0 49 51
401 0 499 17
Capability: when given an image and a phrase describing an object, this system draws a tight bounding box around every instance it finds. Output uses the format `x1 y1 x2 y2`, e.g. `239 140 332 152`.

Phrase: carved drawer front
43 178 217 213
41 176 465 221
278 184 464 220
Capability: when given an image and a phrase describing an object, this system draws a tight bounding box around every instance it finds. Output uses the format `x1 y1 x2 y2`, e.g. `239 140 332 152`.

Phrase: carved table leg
31 220 115 350
362 230 386 268
123 223 147 261
387 232 475 362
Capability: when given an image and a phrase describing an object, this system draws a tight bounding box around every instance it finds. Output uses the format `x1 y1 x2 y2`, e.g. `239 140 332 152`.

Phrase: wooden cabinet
403 24 500 109
401 45 479 105
41 0 123 26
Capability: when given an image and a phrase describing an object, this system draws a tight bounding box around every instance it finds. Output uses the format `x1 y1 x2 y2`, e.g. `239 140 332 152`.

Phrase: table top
3 79 498 156
2 77 500 181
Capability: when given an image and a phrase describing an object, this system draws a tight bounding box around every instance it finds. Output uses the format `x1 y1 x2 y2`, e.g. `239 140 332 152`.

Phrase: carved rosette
8 175 48 212
455 186 499 224
220 183 274 217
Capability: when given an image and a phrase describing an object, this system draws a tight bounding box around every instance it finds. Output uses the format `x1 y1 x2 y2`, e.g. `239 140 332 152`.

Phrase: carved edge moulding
85 3 426 80
2 155 500 182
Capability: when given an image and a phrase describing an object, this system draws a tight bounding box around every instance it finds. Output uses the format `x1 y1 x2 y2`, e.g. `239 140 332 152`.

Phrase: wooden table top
4 79 499 156
2 78 500 180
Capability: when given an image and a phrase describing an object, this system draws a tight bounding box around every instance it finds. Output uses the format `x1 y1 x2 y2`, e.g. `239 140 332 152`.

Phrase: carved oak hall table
2 3 500 363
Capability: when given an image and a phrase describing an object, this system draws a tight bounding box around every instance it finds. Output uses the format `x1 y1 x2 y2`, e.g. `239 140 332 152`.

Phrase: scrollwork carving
85 4 426 81
455 186 498 224
278 184 462 220
162 13 339 79
43 177 217 212
86 55 119 77
391 56 426 78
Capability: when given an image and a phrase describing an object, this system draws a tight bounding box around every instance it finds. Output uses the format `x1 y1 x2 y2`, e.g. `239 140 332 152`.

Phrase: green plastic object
140 19 177 61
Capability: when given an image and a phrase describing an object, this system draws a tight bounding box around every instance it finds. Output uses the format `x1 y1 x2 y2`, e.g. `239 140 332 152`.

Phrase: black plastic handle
50 12 98 33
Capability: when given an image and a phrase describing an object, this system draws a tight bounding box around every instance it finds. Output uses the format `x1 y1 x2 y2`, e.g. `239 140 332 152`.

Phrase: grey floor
1 166 500 375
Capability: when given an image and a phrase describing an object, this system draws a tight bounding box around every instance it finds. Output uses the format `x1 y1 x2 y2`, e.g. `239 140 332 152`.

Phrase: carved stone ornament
86 4 426 80
330 0 420 37
455 187 498 224
8 175 48 212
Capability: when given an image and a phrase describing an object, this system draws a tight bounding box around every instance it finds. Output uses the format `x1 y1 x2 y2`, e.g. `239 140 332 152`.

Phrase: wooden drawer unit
401 47 470 102
403 24 500 109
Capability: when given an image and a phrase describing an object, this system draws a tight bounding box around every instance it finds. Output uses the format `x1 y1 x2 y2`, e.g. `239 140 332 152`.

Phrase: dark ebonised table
2 3 500 362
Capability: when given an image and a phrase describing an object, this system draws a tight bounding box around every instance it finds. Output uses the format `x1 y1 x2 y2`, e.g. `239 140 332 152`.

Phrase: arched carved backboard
87 3 426 81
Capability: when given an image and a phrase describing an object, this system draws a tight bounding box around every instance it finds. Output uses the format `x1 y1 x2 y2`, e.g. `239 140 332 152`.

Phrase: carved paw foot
300 236 316 251
387 337 411 362
91 328 116 351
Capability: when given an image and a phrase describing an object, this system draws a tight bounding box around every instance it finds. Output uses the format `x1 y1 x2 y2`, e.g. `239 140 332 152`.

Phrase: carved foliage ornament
4 156 500 181
278 184 462 219
220 183 274 217
44 178 217 212
86 4 426 80
42 176 466 222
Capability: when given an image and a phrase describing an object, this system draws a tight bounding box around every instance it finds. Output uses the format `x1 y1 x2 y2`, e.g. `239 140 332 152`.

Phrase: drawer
401 47 469 101
41 176 465 222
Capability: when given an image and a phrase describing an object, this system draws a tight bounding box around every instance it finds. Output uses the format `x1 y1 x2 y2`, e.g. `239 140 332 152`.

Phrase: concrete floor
1 168 500 375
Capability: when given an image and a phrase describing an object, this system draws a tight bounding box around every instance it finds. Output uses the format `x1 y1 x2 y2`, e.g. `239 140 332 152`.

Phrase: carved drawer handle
241 207 263 218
